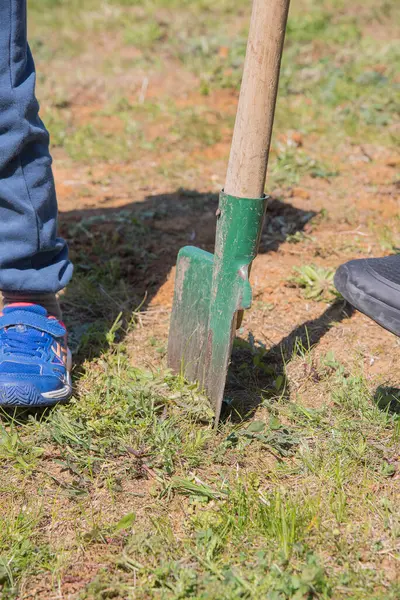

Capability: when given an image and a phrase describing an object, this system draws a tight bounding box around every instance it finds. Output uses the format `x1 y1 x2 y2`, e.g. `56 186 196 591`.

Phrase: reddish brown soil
53 88 400 385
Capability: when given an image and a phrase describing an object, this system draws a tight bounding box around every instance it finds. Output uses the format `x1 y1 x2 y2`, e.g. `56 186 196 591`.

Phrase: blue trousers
0 0 72 293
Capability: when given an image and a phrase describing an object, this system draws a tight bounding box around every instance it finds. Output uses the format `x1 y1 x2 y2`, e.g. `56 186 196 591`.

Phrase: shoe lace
1 327 50 358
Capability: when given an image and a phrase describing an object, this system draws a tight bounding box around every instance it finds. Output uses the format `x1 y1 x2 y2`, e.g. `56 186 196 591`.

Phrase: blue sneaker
0 304 72 406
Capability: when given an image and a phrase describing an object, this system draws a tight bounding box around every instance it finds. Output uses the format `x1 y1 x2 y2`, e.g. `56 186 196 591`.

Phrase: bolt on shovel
167 0 291 424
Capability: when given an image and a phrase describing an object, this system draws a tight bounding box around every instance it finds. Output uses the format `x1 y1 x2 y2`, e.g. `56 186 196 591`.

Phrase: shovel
167 0 291 423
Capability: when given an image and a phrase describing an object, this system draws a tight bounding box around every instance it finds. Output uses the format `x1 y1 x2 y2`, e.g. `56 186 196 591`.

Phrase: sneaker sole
0 382 72 407
0 351 73 407
335 265 400 337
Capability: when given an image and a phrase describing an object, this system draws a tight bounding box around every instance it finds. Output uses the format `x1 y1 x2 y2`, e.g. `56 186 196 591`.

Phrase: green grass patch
31 0 400 168
289 265 340 303
1 326 399 597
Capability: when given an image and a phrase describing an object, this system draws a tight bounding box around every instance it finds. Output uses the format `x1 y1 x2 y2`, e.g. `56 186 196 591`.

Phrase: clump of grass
123 20 166 49
0 423 44 473
269 147 339 187
38 345 214 477
117 480 330 599
171 107 224 147
0 506 56 596
65 123 134 163
289 264 340 302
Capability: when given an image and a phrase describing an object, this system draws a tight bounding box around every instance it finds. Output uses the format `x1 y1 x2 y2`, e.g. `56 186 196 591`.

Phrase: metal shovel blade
167 193 267 423
167 245 214 392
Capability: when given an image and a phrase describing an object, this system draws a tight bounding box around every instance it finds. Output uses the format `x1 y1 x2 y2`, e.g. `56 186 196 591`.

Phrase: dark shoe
334 255 400 337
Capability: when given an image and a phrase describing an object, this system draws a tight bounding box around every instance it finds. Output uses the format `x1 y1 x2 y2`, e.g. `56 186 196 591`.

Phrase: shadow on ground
2 300 355 425
374 386 400 415
0 189 321 424
221 300 355 422
58 188 317 365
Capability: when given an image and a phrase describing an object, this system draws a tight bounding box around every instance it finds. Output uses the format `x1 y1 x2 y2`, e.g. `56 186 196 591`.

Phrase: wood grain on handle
224 0 290 198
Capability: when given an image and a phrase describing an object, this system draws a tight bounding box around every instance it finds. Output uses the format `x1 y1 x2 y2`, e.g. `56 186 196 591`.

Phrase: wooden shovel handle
224 0 290 198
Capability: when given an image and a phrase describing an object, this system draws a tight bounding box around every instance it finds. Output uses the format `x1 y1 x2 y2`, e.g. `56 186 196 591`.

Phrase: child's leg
0 0 72 317
0 1 73 406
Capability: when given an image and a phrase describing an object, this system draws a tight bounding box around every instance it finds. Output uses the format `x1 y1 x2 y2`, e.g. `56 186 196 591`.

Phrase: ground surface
1 0 400 598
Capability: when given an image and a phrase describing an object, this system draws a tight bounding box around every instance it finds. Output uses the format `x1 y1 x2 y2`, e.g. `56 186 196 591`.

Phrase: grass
1 339 399 597
0 0 398 597
42 100 231 163
269 147 339 187
31 0 399 163
289 265 339 303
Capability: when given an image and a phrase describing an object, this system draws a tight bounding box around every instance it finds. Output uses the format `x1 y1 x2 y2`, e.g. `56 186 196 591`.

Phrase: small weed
289 264 340 302
65 124 132 163
369 221 400 252
224 417 298 457
171 107 224 147
269 147 338 187
124 20 166 49
286 230 314 244
0 506 55 595
0 423 44 472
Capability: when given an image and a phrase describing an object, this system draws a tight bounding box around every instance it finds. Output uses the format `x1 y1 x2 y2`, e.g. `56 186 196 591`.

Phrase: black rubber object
334 255 400 337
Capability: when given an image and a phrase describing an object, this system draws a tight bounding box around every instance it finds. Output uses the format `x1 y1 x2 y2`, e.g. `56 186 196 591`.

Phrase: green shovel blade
168 245 214 387
167 192 267 423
